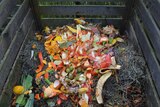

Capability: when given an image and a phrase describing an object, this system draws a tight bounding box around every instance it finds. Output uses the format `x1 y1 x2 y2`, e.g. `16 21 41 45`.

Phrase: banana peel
66 26 77 33
110 37 124 46
74 18 86 25
99 70 111 74
107 56 121 69
78 88 88 94
96 72 112 104
116 37 124 42
108 65 121 70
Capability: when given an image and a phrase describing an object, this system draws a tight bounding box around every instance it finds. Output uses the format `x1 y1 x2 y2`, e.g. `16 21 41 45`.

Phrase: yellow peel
112 39 117 45
67 26 77 33
74 18 83 24
96 72 112 104
44 26 51 34
13 85 25 95
42 60 47 65
116 37 124 42
78 88 88 94
99 70 111 74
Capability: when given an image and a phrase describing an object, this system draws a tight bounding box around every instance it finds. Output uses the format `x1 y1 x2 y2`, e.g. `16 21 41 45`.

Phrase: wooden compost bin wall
30 0 160 106
0 0 160 106
126 0 160 106
32 0 131 32
0 0 36 106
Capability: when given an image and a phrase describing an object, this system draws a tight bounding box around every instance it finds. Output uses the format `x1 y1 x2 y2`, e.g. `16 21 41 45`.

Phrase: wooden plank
36 0 127 9
0 21 35 107
125 22 141 52
32 0 127 30
0 9 33 94
38 0 127 2
0 0 17 28
135 0 160 61
40 18 125 32
143 0 160 28
131 13 160 96
38 6 125 17
0 0 29 60
124 0 135 20
144 68 160 107
126 21 160 106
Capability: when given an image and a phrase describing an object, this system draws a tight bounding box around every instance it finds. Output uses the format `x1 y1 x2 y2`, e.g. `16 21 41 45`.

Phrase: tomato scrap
44 72 49 79
35 94 40 100
57 98 62 105
59 93 68 100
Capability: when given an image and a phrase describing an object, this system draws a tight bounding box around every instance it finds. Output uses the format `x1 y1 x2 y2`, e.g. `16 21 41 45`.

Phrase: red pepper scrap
36 52 44 73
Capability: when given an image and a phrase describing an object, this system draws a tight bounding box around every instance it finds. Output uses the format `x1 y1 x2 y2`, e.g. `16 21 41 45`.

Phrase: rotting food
12 18 125 107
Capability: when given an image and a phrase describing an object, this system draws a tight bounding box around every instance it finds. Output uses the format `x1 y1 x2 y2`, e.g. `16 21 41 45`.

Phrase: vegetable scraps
13 18 124 107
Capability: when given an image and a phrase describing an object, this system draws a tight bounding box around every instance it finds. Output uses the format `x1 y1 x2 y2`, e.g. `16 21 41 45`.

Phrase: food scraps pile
12 19 141 107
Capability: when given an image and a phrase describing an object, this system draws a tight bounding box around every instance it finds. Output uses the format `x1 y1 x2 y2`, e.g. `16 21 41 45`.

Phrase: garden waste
12 19 146 107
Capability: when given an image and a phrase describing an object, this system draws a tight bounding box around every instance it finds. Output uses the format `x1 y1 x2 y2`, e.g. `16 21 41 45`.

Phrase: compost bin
0 0 160 107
